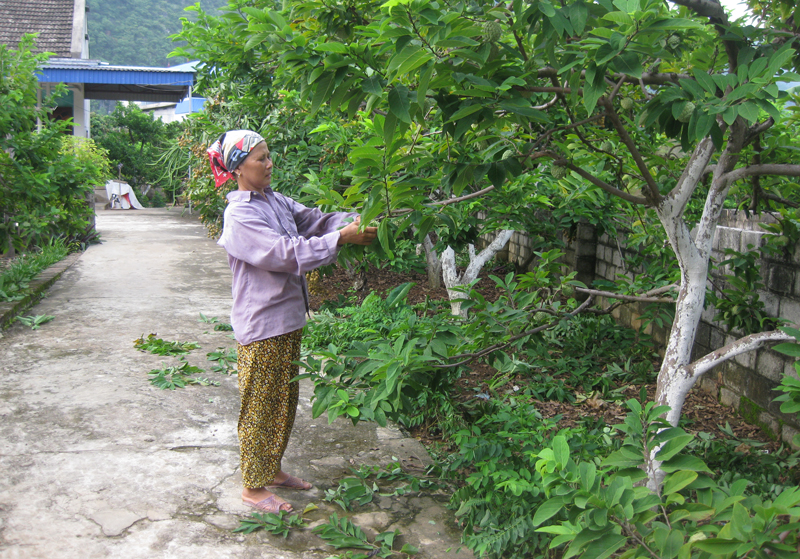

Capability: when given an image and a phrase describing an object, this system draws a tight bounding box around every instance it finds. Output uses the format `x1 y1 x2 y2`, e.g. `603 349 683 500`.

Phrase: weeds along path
0 208 468 559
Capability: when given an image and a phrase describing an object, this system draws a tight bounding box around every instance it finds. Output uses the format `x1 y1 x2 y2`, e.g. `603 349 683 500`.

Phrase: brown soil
308 264 787 456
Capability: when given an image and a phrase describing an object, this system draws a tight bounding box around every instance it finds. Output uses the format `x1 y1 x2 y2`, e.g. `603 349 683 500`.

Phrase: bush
0 36 110 254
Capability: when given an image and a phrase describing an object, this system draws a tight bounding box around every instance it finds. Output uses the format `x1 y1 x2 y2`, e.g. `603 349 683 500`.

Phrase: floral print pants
236 329 302 488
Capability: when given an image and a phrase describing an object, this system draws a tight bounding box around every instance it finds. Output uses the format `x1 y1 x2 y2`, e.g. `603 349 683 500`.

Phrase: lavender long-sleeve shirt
217 189 355 345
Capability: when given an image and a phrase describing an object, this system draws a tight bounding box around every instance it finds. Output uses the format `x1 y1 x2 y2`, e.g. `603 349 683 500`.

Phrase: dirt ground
308 263 787 456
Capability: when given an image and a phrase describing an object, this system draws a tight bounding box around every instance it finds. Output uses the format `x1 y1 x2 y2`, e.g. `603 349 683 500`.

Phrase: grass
0 239 71 302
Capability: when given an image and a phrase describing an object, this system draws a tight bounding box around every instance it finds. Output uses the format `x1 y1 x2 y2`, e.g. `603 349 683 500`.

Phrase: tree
1 36 109 253
92 103 182 205
177 0 800 490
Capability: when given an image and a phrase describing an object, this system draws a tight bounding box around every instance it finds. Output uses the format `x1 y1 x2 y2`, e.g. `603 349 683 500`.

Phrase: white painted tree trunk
418 233 442 290
644 134 794 491
441 229 514 317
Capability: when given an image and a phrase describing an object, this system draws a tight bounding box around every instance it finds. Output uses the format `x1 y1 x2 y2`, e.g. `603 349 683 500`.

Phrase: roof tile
0 0 76 57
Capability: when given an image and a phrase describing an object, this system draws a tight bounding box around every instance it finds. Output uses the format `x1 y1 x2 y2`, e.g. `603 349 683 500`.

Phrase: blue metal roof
37 58 197 102
38 59 194 86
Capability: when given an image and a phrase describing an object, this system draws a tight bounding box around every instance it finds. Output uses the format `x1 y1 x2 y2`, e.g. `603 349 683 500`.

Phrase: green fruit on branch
502 149 515 160
562 285 575 297
677 101 695 123
600 141 614 152
620 97 634 110
551 164 567 180
533 311 549 323
483 21 502 43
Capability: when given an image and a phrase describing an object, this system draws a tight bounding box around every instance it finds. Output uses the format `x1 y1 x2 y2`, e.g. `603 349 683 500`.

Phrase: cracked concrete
0 209 471 559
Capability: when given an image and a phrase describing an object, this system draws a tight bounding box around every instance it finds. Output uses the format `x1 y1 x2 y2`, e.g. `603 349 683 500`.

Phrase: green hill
87 0 224 67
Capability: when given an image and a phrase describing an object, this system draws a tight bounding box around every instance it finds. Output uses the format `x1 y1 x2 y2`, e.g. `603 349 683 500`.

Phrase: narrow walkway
0 209 470 559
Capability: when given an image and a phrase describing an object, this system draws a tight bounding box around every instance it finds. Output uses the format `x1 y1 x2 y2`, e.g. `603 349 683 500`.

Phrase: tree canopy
168 0 800 554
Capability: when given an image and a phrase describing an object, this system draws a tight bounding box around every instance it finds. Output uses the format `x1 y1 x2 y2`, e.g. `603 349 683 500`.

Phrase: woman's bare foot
268 470 313 490
242 487 292 513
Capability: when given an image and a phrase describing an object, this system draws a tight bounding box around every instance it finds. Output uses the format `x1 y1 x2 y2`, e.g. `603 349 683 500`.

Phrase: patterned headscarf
207 130 265 187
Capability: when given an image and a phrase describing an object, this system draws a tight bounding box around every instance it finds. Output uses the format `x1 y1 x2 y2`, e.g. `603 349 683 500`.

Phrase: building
0 0 198 137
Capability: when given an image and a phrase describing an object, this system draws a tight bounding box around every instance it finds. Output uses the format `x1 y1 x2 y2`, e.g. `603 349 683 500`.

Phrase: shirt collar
226 188 273 202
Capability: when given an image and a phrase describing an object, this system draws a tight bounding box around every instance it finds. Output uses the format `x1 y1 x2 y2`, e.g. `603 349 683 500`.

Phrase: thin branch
385 185 497 218
668 0 727 21
723 164 800 186
535 67 691 85
601 99 663 204
565 161 650 206
437 295 596 368
759 188 799 209
744 118 775 147
685 330 794 379
576 287 675 304
532 94 559 110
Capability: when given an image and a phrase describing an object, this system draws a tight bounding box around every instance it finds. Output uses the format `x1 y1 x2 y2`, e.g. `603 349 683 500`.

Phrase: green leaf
583 63 605 115
656 434 694 461
310 73 336 115
737 101 760 124
553 435 570 466
693 539 744 554
773 342 800 357
388 86 411 123
663 470 698 495
362 74 384 95
693 70 718 94
532 496 566 526
449 103 485 122
391 47 432 77
611 52 642 78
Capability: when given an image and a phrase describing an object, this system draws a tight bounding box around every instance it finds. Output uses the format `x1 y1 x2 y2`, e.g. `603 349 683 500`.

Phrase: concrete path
0 209 470 559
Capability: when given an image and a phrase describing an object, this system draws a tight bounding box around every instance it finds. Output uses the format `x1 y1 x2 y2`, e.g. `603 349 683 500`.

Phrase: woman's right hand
338 217 378 246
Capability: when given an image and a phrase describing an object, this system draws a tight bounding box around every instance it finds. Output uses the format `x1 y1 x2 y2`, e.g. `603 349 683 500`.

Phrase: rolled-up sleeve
223 204 340 274
282 194 358 239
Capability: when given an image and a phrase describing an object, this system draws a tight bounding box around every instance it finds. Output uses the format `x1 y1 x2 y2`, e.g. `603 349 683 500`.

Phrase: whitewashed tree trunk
441 229 514 317
418 233 442 289
644 132 795 490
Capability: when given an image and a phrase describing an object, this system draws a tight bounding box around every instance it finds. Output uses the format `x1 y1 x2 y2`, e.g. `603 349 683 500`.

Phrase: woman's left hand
338 217 378 246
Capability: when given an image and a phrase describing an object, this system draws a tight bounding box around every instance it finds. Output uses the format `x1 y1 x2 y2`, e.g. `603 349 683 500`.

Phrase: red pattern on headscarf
207 140 233 188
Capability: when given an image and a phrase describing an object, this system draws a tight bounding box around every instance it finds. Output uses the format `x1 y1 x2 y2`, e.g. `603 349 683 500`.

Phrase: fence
483 210 800 444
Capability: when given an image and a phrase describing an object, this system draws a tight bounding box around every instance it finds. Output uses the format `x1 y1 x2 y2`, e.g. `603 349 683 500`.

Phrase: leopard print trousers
237 329 302 488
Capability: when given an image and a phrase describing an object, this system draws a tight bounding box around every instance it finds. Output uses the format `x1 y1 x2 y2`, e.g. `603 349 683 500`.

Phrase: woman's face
237 141 273 193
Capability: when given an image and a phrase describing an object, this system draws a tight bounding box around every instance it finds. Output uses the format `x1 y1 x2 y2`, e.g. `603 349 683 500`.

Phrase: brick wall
481 210 800 444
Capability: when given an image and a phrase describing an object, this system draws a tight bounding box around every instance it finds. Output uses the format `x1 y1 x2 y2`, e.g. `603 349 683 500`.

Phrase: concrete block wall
478 209 800 443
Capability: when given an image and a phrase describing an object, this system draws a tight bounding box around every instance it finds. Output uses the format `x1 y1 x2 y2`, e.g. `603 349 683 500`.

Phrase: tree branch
685 330 793 378
565 162 650 205
576 287 675 304
437 295 596 368
600 99 662 204
723 164 800 186
535 67 691 85
668 0 726 22
667 137 716 219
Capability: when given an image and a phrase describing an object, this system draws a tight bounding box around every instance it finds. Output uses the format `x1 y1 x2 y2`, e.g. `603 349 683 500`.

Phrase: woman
208 130 377 514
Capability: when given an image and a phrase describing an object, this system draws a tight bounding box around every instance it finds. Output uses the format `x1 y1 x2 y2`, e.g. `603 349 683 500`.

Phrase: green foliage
147 359 218 389
206 347 237 374
15 315 55 330
0 238 70 302
234 510 307 537
199 313 234 332
91 103 182 205
133 334 200 356
1 37 110 253
313 513 417 558
708 247 780 335
532 400 800 559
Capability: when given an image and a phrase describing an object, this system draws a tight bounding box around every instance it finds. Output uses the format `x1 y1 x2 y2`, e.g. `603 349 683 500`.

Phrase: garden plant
167 0 800 556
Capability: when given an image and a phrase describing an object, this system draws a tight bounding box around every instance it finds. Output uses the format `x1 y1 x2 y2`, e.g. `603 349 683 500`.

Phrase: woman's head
207 130 267 188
